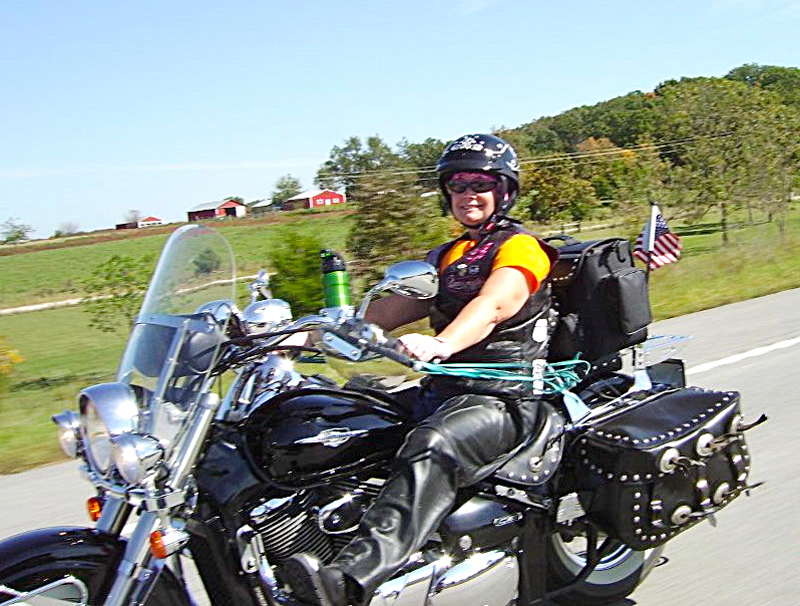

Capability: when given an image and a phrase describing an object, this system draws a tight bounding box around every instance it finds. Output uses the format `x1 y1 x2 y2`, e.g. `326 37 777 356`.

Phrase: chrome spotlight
241 298 292 334
111 433 164 484
53 410 82 459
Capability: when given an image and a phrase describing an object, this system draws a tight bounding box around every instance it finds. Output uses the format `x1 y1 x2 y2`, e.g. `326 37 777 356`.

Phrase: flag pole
645 201 658 280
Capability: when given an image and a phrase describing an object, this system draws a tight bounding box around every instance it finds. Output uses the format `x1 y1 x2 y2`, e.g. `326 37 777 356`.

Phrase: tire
545 527 663 605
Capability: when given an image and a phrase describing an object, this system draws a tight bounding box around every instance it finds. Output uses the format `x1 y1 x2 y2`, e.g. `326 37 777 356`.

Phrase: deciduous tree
397 137 446 189
315 135 401 201
53 222 80 238
657 77 784 241
346 169 449 286
609 137 676 231
81 254 155 333
1 217 33 244
518 161 597 224
271 174 303 208
268 232 326 316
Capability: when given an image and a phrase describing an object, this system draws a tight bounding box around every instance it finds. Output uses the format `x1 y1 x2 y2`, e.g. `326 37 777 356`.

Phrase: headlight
83 401 113 473
111 433 164 484
79 383 140 476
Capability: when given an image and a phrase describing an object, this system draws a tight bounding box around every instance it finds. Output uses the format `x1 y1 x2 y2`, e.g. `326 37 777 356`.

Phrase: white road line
687 336 800 375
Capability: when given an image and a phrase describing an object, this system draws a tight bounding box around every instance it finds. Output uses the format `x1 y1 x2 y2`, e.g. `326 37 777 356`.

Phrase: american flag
634 205 682 269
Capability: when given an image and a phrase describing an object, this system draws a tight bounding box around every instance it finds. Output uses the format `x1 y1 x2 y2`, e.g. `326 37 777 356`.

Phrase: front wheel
0 527 189 606
1 565 189 606
545 526 663 605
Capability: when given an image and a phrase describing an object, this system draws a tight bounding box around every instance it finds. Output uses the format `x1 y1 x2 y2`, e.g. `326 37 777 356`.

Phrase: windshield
116 224 236 408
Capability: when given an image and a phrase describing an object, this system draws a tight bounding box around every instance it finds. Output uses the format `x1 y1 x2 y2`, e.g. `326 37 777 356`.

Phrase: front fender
0 526 124 591
0 526 187 604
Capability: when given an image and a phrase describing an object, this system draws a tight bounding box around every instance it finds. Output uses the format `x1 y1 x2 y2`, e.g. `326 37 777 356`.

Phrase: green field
1 207 798 474
0 211 353 309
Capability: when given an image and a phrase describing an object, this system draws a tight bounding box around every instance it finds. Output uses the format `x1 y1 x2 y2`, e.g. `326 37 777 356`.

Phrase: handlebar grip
366 333 417 368
324 324 417 368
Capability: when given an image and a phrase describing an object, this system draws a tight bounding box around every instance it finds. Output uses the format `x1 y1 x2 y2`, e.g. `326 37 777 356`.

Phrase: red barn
282 189 346 211
114 216 163 230
138 216 163 228
187 199 247 222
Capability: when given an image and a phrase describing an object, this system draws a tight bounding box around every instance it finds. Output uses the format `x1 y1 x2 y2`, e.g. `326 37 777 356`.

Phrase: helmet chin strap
477 177 515 236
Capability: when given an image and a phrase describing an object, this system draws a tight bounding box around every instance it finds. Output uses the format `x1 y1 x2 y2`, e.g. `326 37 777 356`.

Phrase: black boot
283 553 351 606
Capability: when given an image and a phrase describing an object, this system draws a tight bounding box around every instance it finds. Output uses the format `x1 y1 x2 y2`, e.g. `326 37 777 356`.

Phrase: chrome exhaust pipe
368 550 519 606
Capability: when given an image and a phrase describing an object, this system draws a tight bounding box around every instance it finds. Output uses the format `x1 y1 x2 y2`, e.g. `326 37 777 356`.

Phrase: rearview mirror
356 261 438 318
382 261 438 299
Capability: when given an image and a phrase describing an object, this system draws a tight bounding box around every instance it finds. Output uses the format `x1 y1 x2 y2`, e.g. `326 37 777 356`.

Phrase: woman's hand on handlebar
396 333 453 363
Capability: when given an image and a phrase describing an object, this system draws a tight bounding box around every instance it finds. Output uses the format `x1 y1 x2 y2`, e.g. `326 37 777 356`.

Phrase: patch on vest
444 272 483 296
465 241 495 262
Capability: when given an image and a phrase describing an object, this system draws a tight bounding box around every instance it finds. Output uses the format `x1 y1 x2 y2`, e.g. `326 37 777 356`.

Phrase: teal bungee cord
415 358 591 395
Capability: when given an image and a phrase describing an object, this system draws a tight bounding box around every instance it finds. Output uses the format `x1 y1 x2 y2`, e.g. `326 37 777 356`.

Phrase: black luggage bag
545 236 652 363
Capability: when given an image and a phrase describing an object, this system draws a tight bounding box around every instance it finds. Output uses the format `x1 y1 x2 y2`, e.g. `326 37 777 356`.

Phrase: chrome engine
241 477 520 606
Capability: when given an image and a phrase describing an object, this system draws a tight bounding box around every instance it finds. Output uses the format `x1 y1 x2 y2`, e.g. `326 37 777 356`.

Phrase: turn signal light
149 527 189 560
87 496 103 522
150 529 169 560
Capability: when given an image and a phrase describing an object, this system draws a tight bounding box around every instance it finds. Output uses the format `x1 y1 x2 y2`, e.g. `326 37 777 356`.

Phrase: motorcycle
0 224 764 606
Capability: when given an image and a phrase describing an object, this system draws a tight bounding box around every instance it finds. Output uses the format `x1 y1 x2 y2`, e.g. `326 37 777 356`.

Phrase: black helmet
436 134 520 230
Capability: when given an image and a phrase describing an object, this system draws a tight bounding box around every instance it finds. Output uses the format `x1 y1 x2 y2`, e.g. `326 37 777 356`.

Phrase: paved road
1 288 798 605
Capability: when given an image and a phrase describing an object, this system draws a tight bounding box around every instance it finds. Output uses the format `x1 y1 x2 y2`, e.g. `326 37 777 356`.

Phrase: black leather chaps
330 391 544 600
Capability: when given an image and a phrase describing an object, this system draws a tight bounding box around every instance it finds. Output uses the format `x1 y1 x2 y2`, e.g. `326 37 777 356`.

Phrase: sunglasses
445 179 500 194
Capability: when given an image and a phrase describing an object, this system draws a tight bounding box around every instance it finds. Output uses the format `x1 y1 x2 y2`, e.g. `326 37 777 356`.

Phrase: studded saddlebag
573 387 760 550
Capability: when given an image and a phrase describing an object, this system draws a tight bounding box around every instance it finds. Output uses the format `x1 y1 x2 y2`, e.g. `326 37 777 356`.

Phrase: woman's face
446 172 499 229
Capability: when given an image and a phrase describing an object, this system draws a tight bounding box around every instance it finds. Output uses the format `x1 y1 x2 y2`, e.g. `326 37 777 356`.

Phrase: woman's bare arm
397 267 530 361
364 293 431 331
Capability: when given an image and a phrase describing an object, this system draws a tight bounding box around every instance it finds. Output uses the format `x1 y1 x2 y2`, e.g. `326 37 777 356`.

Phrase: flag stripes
633 206 682 269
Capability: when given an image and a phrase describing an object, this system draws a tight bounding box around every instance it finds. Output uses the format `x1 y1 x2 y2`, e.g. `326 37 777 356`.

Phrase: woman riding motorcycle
284 133 559 606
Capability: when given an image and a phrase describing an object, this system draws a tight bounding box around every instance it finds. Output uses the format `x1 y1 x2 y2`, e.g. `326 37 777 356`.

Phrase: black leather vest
424 226 559 399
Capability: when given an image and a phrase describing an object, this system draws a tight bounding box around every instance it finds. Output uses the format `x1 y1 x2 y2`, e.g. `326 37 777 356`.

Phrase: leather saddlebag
573 387 760 550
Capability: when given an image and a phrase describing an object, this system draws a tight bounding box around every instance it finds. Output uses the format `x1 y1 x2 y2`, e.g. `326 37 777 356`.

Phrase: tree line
272 62 798 288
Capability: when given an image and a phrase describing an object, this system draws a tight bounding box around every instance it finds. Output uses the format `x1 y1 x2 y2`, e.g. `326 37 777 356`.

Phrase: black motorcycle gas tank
241 387 410 488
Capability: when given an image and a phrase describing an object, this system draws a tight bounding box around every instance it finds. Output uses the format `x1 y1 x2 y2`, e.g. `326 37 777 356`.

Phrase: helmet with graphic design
436 133 520 227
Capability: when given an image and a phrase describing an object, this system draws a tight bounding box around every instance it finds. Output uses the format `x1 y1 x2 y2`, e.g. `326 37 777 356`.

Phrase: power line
316 132 735 184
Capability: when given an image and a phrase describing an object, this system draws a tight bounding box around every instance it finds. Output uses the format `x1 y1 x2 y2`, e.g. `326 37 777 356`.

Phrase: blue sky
1 0 798 239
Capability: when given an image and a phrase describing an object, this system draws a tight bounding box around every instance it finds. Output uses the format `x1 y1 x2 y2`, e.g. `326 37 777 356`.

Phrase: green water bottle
320 250 352 309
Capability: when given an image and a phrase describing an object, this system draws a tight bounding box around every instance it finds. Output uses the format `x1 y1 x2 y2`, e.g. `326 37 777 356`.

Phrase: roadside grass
647 214 800 317
0 206 798 474
0 305 127 473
